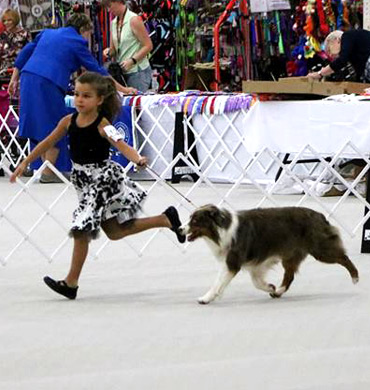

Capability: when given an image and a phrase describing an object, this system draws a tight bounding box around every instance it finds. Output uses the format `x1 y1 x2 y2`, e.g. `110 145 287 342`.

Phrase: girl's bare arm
10 115 71 182
98 121 147 167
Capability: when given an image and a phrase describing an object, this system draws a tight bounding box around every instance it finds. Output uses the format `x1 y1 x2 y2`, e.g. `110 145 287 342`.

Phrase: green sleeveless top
111 9 150 74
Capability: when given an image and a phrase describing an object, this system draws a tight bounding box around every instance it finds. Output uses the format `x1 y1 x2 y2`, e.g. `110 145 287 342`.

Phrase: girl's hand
9 161 27 183
137 156 148 169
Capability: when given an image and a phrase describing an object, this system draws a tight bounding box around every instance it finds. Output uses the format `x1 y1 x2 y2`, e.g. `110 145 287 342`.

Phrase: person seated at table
308 30 370 82
0 9 31 76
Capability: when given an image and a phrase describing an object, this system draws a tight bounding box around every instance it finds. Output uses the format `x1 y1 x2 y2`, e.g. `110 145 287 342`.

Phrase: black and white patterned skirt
363 55 370 83
70 160 147 239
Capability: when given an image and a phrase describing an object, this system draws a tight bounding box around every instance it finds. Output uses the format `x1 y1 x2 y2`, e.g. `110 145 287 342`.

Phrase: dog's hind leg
198 261 240 305
270 256 304 298
314 254 359 284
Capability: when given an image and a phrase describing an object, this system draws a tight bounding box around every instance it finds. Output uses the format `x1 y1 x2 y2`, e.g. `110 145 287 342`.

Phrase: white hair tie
103 125 125 142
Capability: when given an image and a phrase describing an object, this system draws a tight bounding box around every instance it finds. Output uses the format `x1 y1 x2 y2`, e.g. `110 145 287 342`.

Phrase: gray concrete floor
1 176 370 390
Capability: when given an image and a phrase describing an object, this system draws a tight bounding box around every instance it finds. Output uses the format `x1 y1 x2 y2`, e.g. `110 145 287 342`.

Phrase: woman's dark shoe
43 276 78 299
22 167 33 177
40 173 63 183
163 206 186 243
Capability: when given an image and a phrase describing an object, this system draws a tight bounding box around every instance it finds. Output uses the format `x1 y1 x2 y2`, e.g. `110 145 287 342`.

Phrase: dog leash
145 166 197 207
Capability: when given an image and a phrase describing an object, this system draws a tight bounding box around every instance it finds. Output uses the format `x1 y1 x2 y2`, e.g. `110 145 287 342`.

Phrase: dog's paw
197 294 215 304
270 286 285 298
352 276 359 284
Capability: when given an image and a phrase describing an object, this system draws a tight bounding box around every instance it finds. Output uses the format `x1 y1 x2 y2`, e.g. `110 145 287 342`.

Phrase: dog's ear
206 205 221 220
212 207 232 228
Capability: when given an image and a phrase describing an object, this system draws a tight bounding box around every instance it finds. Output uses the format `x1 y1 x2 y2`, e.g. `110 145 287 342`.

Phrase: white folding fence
1 94 370 266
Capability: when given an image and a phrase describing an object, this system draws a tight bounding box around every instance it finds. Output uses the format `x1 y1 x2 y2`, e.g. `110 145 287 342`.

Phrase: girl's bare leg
63 214 170 286
64 235 89 287
101 214 171 241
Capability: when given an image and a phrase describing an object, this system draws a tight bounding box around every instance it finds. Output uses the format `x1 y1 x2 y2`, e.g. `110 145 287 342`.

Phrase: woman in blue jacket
8 13 136 182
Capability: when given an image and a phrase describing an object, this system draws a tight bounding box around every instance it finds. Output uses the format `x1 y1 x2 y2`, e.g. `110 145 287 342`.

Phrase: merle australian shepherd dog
179 205 359 304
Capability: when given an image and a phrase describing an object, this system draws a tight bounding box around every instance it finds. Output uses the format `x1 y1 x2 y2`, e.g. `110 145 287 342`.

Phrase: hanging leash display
214 0 238 90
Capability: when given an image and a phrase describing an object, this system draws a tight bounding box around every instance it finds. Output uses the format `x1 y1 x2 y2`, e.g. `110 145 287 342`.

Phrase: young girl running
10 71 185 299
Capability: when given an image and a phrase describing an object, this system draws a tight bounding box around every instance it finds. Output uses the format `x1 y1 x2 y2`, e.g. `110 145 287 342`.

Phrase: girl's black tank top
68 112 111 164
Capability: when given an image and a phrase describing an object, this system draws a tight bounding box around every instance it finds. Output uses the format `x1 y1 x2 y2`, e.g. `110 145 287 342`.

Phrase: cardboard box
241 80 303 94
242 78 370 96
310 80 370 95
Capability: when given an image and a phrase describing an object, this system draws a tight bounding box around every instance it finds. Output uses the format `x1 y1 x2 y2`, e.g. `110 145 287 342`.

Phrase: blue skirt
19 72 71 172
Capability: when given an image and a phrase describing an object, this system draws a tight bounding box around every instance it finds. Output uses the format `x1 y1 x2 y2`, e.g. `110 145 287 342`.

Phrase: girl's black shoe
43 276 78 299
164 206 186 243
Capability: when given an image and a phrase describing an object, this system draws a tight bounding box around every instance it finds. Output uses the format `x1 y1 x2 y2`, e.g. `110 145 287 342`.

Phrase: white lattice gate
1 94 370 266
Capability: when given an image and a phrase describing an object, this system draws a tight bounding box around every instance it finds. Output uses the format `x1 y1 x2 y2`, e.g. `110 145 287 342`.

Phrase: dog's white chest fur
204 212 239 260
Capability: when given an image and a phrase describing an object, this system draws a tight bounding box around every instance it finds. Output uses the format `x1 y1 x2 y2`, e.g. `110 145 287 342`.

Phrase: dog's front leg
198 262 237 304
